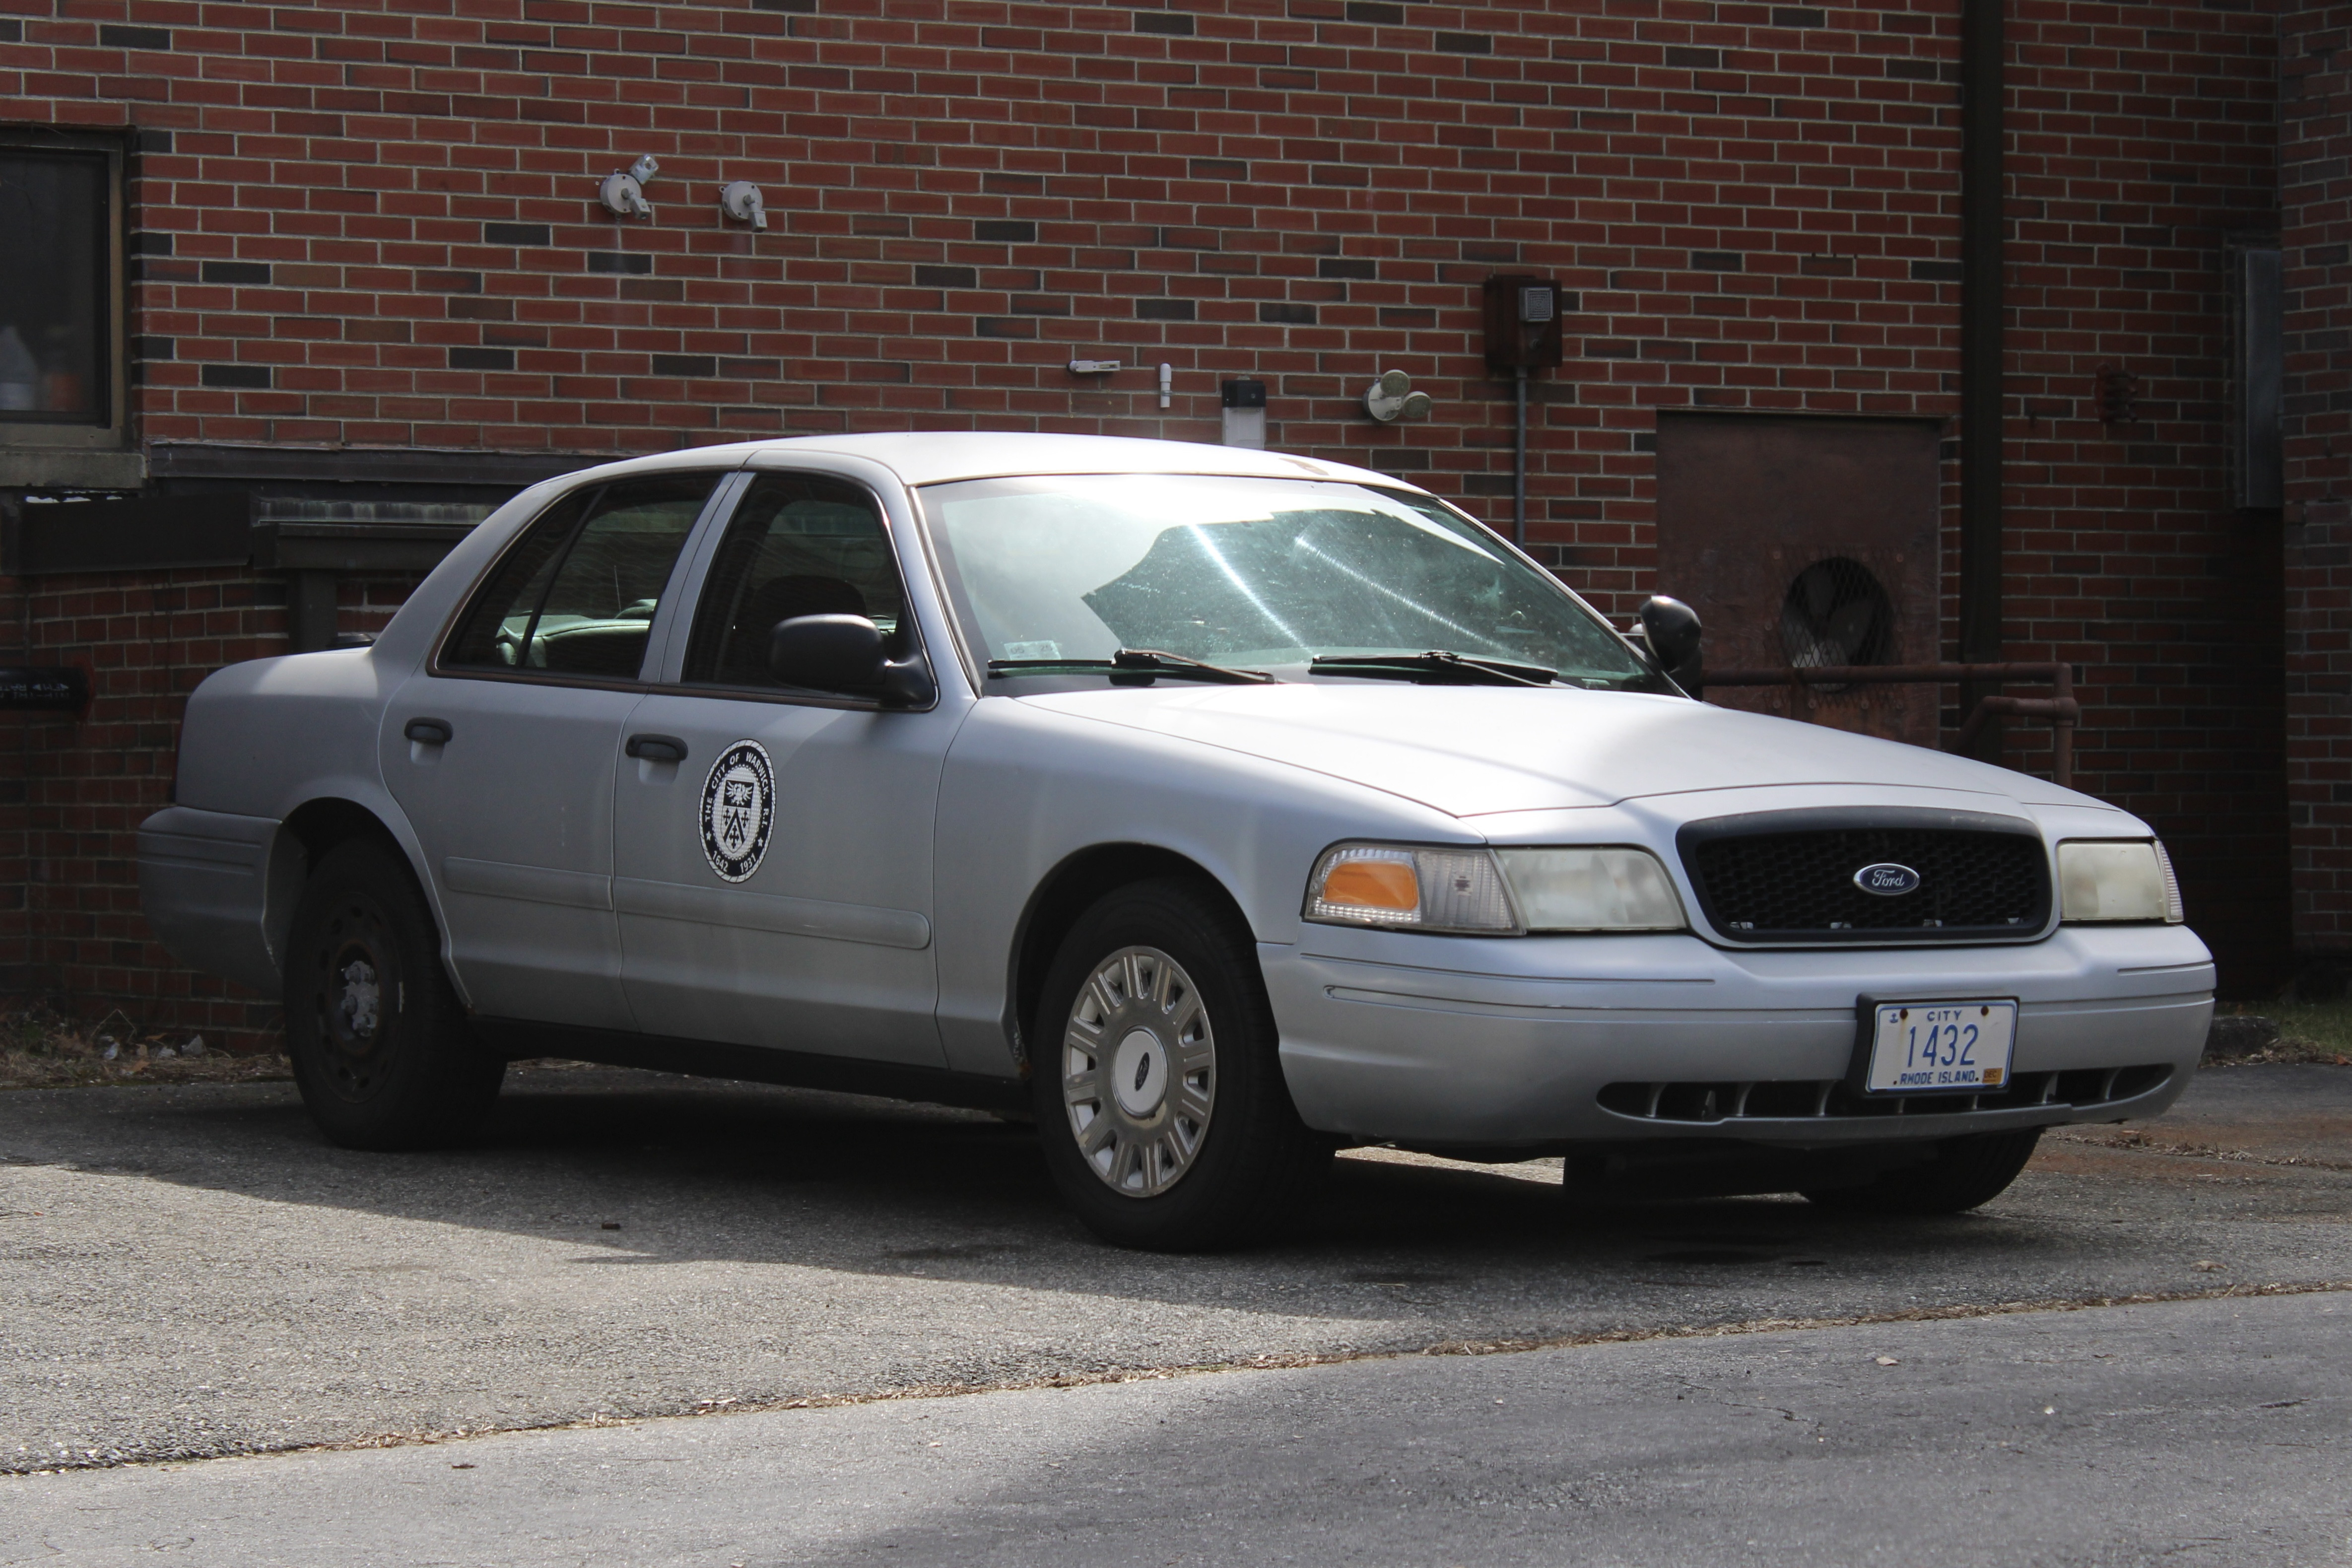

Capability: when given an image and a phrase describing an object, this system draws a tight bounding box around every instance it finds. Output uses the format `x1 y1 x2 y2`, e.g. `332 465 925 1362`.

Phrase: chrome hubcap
1064 946 1215 1197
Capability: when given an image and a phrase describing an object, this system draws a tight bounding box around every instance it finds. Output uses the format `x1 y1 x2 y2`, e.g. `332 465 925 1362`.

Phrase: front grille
1679 810 2050 943
1597 1064 2173 1124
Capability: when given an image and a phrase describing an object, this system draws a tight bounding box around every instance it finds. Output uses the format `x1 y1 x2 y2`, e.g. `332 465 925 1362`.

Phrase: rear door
382 470 734 1027
609 470 958 1066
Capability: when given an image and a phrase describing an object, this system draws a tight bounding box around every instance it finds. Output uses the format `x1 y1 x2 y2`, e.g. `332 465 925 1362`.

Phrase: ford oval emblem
1853 863 1922 896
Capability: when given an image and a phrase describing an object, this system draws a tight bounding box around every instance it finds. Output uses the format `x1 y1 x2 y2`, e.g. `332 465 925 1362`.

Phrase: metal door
382 470 731 1027
381 675 647 1026
608 470 957 1066
1654 412 1944 746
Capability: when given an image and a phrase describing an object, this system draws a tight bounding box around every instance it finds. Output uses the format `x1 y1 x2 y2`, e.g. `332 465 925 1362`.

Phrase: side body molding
612 878 930 951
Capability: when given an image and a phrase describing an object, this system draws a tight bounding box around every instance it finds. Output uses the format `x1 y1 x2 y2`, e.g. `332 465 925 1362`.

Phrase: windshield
918 473 1659 687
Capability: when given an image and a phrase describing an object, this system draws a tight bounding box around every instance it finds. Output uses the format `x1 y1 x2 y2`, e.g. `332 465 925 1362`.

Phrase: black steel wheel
1031 878 1324 1251
285 839 504 1150
1801 1127 2042 1215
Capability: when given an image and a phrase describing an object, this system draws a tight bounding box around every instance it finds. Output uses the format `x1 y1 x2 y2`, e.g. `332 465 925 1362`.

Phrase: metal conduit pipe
1514 366 1529 547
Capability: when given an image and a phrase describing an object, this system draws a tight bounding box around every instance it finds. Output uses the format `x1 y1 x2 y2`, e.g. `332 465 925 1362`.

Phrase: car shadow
0 1064 2115 1332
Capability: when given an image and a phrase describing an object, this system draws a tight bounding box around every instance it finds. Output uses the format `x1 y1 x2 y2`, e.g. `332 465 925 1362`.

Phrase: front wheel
1801 1128 2042 1215
284 839 504 1151
1030 879 1323 1250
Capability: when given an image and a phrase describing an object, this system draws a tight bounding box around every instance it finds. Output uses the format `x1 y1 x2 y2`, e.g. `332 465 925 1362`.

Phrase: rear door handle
404 718 453 745
625 733 688 763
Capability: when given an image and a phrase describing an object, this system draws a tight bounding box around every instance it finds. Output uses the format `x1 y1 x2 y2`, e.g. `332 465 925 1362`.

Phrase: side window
681 473 907 688
442 473 720 679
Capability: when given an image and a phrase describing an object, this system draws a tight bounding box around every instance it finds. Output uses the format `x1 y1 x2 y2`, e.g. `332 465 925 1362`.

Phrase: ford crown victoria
138 433 2214 1248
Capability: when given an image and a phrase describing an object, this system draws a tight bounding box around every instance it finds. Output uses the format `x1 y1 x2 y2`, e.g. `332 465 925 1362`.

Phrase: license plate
1864 1000 2016 1094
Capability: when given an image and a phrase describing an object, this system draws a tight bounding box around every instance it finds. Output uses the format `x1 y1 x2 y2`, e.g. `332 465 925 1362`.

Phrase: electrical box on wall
1481 275 1564 372
1220 379 1266 448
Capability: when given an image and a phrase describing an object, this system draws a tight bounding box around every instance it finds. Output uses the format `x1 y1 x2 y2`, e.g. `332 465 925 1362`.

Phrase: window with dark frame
0 145 112 426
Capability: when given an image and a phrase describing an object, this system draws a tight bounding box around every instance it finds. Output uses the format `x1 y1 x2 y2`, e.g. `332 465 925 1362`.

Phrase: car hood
1016 683 2078 819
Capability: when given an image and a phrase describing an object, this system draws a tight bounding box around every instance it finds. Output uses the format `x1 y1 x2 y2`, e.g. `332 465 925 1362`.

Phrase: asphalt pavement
2 1292 2346 1566
0 1061 2347 1563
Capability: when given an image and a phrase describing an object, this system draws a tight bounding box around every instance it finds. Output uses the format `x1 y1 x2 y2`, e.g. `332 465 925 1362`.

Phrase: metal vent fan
1778 557 1894 677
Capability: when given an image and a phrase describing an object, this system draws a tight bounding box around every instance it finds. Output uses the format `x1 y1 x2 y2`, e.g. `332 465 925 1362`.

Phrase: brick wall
0 0 2312 1019
0 560 421 1048
2004 0 2288 991
2284 3 2352 964
2 0 1990 589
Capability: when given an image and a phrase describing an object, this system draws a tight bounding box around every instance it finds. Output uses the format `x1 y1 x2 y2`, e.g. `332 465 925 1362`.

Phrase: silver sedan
140 433 2213 1248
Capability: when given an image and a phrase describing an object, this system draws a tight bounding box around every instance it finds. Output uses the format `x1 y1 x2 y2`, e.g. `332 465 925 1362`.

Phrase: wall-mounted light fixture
1220 379 1266 448
1363 369 1432 423
599 155 661 219
720 180 768 230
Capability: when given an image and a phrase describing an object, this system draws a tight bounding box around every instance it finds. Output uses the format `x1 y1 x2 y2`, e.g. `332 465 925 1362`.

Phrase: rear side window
680 473 907 688
443 474 719 679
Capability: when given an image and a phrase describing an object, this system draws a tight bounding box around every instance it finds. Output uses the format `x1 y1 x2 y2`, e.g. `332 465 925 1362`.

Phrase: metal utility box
1481 276 1564 372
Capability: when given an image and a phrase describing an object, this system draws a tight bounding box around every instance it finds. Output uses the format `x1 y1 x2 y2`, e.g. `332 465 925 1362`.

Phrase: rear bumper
136 806 285 995
1263 923 2213 1148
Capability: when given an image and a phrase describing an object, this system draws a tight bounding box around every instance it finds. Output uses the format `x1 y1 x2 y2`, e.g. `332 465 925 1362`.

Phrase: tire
1801 1127 2042 1215
1030 878 1323 1251
284 838 505 1151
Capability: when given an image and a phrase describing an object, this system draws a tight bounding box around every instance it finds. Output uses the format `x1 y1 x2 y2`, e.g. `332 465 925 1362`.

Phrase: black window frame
0 127 128 455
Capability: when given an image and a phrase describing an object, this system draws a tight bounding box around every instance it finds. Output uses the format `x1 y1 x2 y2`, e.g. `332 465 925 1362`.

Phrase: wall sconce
720 180 768 230
1221 379 1266 448
599 155 661 219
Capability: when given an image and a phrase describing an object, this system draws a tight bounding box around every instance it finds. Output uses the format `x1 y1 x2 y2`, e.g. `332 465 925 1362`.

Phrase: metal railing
1700 661 2080 789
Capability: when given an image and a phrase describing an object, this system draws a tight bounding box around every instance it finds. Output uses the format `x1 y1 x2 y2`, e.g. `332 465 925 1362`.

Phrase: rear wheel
284 839 504 1150
1801 1127 2042 1215
1031 879 1323 1250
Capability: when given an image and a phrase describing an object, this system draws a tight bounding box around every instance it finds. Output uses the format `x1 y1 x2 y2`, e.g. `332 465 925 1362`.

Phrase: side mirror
1636 595 1703 697
767 614 937 708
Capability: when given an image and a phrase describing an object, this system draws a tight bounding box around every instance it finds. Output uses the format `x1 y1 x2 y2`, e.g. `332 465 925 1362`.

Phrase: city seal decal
700 740 775 883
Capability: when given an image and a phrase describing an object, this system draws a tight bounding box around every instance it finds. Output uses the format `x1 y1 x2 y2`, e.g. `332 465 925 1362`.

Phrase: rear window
442 474 719 680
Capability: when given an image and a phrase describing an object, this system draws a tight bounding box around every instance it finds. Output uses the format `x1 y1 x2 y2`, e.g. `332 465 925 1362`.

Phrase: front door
610 470 959 1067
383 469 727 1027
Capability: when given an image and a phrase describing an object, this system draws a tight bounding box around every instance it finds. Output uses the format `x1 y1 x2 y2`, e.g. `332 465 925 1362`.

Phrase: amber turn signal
1320 857 1419 912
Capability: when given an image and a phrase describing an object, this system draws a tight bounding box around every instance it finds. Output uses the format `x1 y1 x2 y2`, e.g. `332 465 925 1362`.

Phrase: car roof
559 432 1427 492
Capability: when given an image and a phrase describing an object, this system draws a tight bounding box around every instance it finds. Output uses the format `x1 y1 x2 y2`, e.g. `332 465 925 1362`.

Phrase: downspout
1956 0 2007 759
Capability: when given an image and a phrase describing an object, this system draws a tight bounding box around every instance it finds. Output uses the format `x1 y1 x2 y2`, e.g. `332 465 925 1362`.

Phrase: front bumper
1263 923 2213 1147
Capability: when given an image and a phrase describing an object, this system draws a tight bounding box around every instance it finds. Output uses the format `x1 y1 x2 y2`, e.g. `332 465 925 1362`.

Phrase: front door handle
625 733 688 763
404 717 453 746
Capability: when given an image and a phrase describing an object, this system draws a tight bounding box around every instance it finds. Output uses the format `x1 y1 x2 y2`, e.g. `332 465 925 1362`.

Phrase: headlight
1494 847 1685 931
2057 839 2184 924
1304 843 1685 934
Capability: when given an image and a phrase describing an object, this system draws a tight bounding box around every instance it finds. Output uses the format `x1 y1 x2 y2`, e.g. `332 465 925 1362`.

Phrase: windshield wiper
1307 651 1556 687
987 648 1277 685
